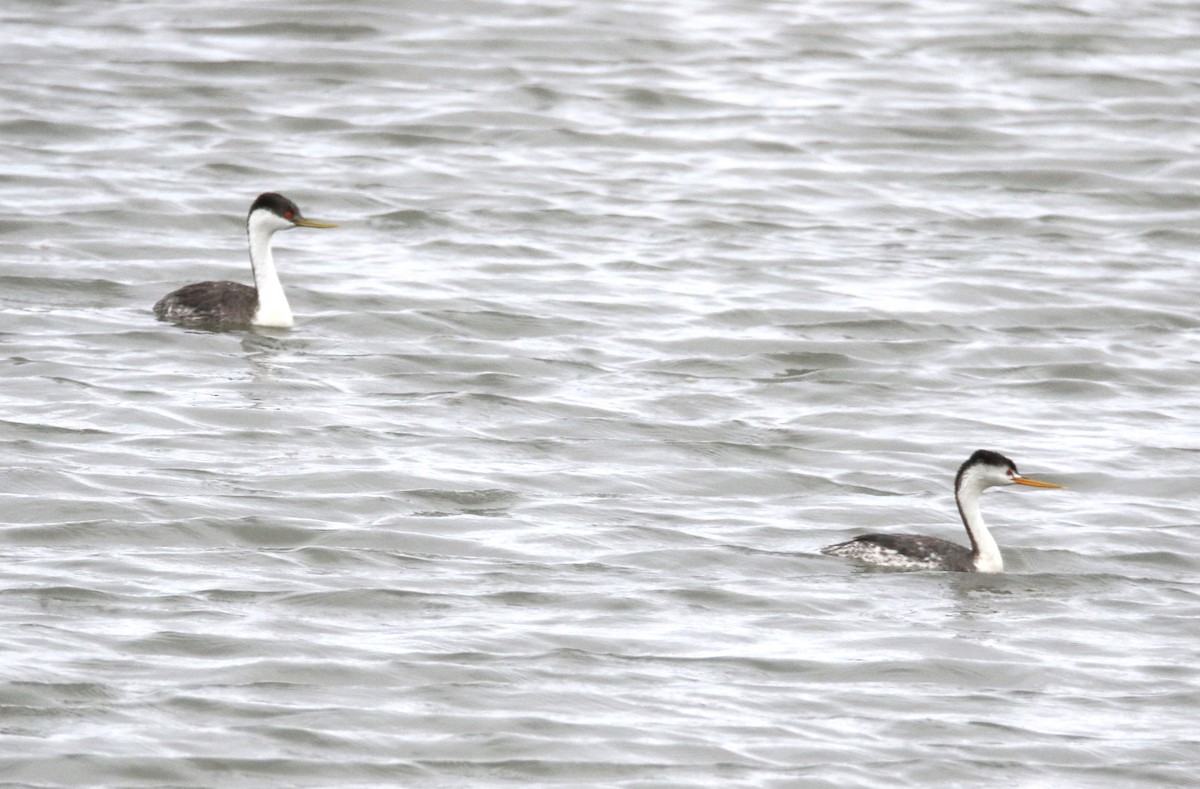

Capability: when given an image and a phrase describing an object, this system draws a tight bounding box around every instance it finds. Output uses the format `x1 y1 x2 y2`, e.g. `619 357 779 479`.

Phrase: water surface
2 1 1199 786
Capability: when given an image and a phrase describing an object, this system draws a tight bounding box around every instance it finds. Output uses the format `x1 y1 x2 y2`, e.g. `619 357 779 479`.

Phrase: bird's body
824 533 976 572
153 192 336 328
821 449 1062 573
154 280 259 325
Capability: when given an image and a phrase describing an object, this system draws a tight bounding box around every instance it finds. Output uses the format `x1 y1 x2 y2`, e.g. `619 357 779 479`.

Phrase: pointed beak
1013 475 1063 489
293 217 338 229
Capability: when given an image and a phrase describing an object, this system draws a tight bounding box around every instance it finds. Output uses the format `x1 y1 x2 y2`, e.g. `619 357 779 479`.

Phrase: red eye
284 210 294 219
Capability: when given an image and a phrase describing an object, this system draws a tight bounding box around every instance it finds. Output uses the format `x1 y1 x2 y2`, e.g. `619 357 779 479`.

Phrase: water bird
153 192 337 327
820 449 1062 572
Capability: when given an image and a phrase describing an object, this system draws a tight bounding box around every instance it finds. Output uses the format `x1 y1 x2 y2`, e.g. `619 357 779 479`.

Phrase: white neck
247 212 293 328
957 481 1003 573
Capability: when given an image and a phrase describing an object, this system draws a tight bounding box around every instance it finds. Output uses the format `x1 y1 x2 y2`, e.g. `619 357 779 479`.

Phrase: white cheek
248 211 294 236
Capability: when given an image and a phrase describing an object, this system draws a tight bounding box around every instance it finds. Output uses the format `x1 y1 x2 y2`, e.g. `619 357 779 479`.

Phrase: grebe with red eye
153 193 337 327
821 449 1063 572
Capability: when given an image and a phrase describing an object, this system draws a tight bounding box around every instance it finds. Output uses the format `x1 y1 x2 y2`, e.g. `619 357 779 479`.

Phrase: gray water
2 1 1199 786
